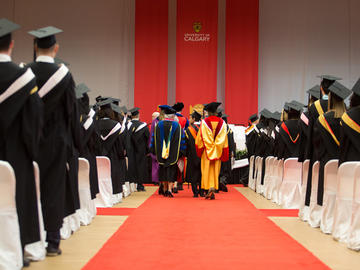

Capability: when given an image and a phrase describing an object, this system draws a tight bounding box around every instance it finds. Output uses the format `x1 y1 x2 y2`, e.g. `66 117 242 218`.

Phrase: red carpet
260 209 299 217
96 208 135 216
83 187 329 270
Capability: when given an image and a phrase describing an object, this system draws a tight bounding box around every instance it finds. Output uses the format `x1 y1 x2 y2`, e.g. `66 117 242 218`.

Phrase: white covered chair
332 162 359 243
272 159 284 204
267 158 278 200
256 157 263 194
25 162 46 261
0 161 23 270
278 158 302 209
248 155 255 190
77 158 94 226
94 156 113 207
320 159 339 234
348 163 360 250
263 156 274 198
299 160 310 221
308 161 322 228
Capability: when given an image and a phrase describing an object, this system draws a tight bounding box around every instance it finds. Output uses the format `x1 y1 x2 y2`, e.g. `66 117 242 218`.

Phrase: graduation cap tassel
33 38 36 62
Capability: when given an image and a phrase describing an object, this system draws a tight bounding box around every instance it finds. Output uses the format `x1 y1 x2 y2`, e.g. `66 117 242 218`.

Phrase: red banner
135 0 168 124
176 0 218 117
225 0 259 125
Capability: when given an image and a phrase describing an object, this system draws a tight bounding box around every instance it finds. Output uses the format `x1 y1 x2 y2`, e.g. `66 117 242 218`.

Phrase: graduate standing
195 102 229 200
26 26 77 256
185 110 202 197
0 19 43 266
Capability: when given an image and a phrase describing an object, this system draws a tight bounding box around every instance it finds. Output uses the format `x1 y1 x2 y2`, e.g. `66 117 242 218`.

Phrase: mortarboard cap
172 102 184 112
28 26 63 49
159 105 171 111
96 98 113 110
129 107 140 116
191 110 202 121
75 83 90 99
351 78 360 96
307 85 321 100
260 108 272 119
290 100 306 111
204 102 221 113
120 106 128 114
328 81 352 100
163 106 176 115
271 111 282 121
317 75 342 90
283 102 291 111
111 103 122 114
0 18 20 38
249 113 258 122
287 102 302 112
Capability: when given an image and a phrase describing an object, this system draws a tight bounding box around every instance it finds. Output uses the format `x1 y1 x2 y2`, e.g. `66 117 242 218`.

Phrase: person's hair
328 92 346 118
350 93 360 108
36 44 56 55
308 96 317 108
287 109 300 120
0 34 12 51
208 111 217 116
281 110 288 122
98 107 114 119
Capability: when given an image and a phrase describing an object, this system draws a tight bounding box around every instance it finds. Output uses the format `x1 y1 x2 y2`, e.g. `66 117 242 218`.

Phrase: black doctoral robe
185 123 201 185
313 111 341 205
297 111 310 162
220 125 236 184
125 120 136 183
131 120 150 184
96 118 125 194
339 107 360 164
304 99 328 206
26 60 78 232
0 62 42 246
278 119 300 159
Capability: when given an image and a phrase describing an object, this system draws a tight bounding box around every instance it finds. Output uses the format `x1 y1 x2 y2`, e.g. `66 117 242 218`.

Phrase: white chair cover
308 161 322 228
112 193 123 205
256 157 263 194
263 157 274 198
94 157 113 207
77 158 93 226
272 159 284 204
299 160 310 221
0 161 23 270
123 184 130 197
130 182 137 193
320 159 339 234
279 158 302 209
25 162 46 261
348 164 360 250
268 159 278 200
248 155 255 190
125 182 131 196
333 162 358 243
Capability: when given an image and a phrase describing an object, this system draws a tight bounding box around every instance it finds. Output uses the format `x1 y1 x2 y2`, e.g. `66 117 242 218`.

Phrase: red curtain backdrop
225 0 259 125
176 0 218 117
134 0 168 124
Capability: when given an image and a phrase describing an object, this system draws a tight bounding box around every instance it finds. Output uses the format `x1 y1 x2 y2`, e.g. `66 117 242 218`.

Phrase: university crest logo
193 22 202 33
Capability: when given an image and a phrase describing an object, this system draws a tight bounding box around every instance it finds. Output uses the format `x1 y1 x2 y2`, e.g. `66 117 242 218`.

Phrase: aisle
83 187 329 270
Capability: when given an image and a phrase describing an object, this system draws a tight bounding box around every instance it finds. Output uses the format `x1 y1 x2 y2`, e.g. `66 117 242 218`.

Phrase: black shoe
215 189 219 193
158 188 164 195
23 257 31 267
166 191 174 198
46 247 62 257
173 187 178 194
178 183 184 190
199 192 205 197
193 194 199 198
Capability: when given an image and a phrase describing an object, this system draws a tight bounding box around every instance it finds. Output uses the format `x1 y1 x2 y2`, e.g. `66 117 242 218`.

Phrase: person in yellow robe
195 102 229 199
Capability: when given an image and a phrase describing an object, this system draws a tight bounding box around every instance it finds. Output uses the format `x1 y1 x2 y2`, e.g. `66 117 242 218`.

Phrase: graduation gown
150 117 160 183
195 116 229 190
27 60 78 232
125 120 136 182
278 120 300 159
245 124 257 158
131 120 150 184
305 99 328 206
151 119 185 182
0 62 42 245
220 125 236 183
97 118 125 194
297 111 310 162
185 123 201 184
339 107 360 163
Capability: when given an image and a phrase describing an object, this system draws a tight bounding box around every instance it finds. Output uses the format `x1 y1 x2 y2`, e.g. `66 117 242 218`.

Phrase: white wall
259 0 360 112
1 0 134 107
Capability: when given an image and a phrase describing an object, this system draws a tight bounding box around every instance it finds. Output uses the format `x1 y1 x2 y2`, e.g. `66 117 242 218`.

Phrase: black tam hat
204 102 221 113
249 113 258 122
129 107 140 117
172 102 184 112
191 110 202 121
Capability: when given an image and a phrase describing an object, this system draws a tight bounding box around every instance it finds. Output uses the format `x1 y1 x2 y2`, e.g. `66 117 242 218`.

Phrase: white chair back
0 161 23 270
348 163 360 250
248 155 255 189
308 161 322 228
77 158 94 226
256 157 263 194
94 156 113 207
263 156 274 199
299 159 310 221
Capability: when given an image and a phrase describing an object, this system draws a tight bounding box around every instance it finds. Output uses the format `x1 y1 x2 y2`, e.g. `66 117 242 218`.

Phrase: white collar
36 55 55 63
0 53 11 62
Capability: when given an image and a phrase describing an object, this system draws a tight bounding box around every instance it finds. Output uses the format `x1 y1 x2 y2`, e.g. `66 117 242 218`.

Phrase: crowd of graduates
245 75 360 212
0 19 237 268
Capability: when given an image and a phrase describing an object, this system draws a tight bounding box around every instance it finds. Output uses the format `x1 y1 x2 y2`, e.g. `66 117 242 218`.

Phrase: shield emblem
193 22 202 33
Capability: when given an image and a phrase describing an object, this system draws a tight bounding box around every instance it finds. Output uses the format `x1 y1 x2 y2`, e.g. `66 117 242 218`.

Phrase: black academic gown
185 123 201 191
220 125 236 184
27 60 78 232
313 111 341 205
131 120 150 184
0 62 42 246
305 99 328 206
339 107 360 164
273 123 282 159
278 119 300 159
125 120 136 183
297 111 310 162
96 118 125 194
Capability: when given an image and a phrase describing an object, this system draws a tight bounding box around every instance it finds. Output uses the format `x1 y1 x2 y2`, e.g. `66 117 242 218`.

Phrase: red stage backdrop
225 0 259 125
134 0 168 124
176 0 218 117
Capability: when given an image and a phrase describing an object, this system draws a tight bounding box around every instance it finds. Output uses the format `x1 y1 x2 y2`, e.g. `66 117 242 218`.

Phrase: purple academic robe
150 118 159 182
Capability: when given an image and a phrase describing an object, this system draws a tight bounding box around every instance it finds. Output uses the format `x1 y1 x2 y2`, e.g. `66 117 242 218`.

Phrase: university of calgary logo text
193 22 202 33
184 21 210 42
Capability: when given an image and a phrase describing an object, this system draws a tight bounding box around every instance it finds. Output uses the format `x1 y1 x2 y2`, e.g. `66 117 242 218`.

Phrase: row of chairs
248 155 360 251
0 156 137 270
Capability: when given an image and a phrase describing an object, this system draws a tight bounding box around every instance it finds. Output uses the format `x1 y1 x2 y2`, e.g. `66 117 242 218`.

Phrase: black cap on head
163 106 176 115
191 110 202 121
96 98 113 110
111 103 122 114
120 106 128 114
290 100 305 111
287 102 302 112
129 107 140 117
249 113 258 122
172 102 184 112
317 75 342 90
271 111 281 121
351 78 360 96
75 83 91 99
0 18 20 38
28 26 63 49
328 81 352 100
260 108 272 119
283 102 291 111
204 102 221 113
307 85 321 100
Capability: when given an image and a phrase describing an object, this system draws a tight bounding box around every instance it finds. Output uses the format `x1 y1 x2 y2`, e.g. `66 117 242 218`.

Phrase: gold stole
318 114 340 146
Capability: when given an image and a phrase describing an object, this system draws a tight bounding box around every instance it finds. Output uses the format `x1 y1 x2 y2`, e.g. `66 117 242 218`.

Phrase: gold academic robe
195 116 229 190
